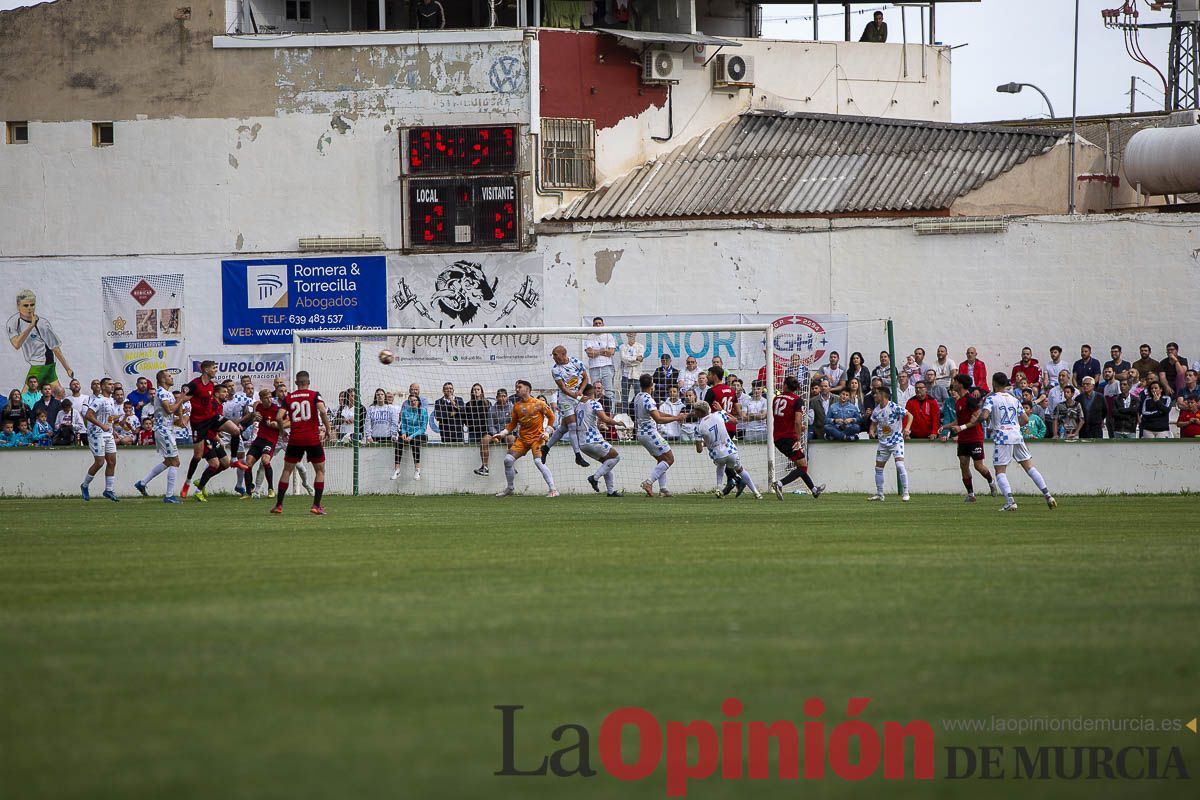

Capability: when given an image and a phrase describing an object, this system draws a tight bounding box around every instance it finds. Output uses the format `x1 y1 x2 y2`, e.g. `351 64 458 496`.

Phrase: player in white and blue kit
980 372 1057 511
694 401 762 499
577 383 625 497
633 373 687 496
134 370 185 503
80 377 120 502
543 345 591 467
867 385 912 502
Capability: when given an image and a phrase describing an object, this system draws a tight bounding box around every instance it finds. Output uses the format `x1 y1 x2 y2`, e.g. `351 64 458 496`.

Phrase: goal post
291 324 781 496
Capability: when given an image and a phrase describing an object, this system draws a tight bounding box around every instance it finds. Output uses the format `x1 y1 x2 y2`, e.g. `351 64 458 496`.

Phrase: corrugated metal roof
549 111 1065 221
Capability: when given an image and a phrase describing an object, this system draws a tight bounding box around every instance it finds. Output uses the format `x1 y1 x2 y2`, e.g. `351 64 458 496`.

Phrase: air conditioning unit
713 54 755 89
642 50 682 84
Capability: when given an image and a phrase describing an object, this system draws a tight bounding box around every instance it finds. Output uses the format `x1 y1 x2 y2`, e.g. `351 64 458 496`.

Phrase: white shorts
875 439 905 462
993 442 1032 466
154 429 179 459
637 430 671 457
87 430 116 457
581 440 613 460
556 394 580 417
711 451 742 471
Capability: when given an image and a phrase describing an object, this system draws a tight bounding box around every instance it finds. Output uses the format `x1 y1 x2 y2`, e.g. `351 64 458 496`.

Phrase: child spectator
1051 385 1082 440
1174 396 1200 438
0 420 15 448
1021 401 1046 439
13 418 36 446
32 410 53 446
658 386 685 441
137 416 156 446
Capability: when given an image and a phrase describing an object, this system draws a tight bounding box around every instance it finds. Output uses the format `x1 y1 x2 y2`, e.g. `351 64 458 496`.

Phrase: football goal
292 324 812 496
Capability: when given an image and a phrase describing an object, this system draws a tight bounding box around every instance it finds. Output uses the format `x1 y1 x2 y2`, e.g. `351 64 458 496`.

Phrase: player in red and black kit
272 370 333 516
703 366 740 438
241 388 282 499
947 374 997 502
179 360 247 496
191 384 234 502
768 375 825 501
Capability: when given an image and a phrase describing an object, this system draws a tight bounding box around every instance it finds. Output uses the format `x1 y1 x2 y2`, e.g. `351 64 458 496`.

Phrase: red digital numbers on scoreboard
409 181 453 246
408 178 519 249
475 179 517 243
408 126 517 174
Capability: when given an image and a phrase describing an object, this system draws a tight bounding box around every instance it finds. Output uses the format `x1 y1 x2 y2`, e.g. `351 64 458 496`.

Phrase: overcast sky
0 0 1177 122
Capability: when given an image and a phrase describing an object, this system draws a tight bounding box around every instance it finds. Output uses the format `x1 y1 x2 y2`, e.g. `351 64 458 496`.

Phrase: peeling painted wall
0 115 531 256
0 0 528 122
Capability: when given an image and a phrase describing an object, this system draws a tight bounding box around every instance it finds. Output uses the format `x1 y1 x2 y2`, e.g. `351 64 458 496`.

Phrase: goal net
293 324 798 496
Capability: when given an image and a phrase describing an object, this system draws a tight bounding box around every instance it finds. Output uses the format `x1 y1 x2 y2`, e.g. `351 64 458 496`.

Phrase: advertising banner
101 274 187 382
187 353 291 387
596 313 850 374
221 256 388 344
386 253 543 364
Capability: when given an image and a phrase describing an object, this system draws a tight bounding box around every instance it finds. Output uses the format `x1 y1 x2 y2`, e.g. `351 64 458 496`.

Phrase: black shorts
203 440 228 462
774 437 805 462
191 415 229 440
247 438 276 460
285 443 325 464
957 442 985 461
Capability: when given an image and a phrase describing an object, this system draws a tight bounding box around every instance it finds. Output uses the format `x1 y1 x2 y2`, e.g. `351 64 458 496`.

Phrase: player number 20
290 400 312 421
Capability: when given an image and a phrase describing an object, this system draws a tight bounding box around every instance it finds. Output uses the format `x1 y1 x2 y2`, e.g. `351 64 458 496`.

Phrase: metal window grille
541 118 595 190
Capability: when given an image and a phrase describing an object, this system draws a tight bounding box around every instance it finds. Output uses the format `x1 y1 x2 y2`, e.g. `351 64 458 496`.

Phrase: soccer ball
379 349 395 365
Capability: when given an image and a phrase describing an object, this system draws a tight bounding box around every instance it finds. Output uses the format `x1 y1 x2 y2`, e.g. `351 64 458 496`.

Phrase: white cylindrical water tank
1124 124 1200 195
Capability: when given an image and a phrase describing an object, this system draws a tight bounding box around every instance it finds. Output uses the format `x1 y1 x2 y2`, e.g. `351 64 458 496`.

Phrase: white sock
504 453 516 489
166 466 178 497
104 476 115 492
296 463 310 488
738 469 759 495
594 454 619 479
715 464 726 489
534 457 554 490
658 470 669 490
82 472 95 487
567 422 582 454
997 472 1014 502
649 460 669 485
874 467 885 495
604 471 615 492
141 462 167 485
1027 467 1050 496
546 421 567 448
897 462 909 494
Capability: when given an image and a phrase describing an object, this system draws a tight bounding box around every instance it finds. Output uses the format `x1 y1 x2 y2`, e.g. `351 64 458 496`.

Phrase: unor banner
101 274 187 382
595 314 850 375
387 253 543 364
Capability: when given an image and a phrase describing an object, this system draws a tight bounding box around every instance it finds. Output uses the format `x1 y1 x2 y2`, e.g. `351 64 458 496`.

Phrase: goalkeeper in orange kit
494 380 558 497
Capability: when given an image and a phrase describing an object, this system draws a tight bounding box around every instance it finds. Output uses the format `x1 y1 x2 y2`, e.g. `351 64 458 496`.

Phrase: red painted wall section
539 30 667 130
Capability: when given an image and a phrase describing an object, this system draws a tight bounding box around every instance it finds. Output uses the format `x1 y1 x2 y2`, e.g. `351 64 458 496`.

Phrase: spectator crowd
4 337 1198 467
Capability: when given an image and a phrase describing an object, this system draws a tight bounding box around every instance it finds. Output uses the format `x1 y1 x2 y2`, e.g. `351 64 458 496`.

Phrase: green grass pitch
1 494 1197 799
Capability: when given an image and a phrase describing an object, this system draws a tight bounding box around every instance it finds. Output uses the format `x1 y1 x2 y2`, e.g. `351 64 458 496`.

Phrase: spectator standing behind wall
416 0 445 29
584 317 617 408
618 333 644 414
860 11 887 42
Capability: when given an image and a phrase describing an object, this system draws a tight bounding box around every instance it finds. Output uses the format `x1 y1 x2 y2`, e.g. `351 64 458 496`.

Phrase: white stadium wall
1 213 1198 396
0 441 1196 498
538 213 1200 374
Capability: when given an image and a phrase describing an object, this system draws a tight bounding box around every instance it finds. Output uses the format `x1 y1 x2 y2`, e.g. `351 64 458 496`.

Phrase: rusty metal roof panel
551 111 1063 220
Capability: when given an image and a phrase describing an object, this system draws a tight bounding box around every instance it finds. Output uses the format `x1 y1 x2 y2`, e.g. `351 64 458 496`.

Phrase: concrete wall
2 440 1196 497
537 212 1200 372
2 213 1196 396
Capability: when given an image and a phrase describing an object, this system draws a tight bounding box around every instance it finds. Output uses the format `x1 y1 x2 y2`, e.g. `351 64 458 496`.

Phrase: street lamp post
995 82 1057 118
